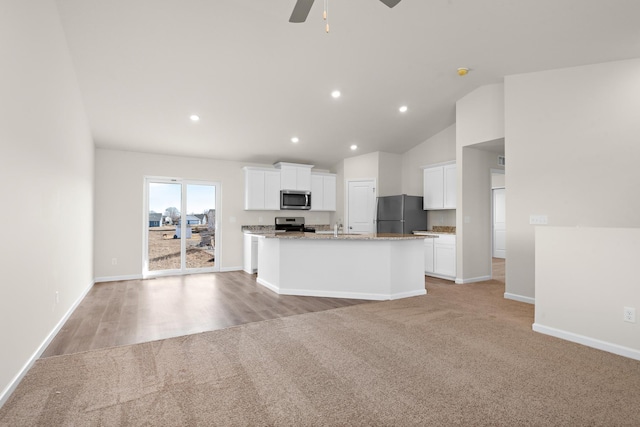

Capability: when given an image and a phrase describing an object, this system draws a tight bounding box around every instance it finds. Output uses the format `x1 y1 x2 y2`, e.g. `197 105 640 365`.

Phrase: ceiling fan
289 0 402 23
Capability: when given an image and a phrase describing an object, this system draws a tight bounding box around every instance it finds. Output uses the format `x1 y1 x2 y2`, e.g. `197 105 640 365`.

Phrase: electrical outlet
112 258 117 265
623 307 636 323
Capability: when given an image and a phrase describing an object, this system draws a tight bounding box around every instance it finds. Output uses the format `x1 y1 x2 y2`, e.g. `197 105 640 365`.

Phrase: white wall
401 124 456 196
456 84 505 283
94 149 331 278
505 58 640 301
456 83 505 147
332 160 345 225
0 1 94 404
535 227 640 360
343 152 379 182
458 147 502 282
491 172 505 189
402 124 457 229
377 152 403 197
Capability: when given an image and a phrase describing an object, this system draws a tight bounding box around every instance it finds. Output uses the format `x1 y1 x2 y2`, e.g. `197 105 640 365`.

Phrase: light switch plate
530 215 548 225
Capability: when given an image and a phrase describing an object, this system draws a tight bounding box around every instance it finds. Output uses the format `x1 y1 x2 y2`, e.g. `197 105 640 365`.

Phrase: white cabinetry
434 235 456 278
243 167 280 210
424 238 434 273
423 163 456 209
275 162 313 191
243 233 259 273
310 173 336 211
424 234 456 280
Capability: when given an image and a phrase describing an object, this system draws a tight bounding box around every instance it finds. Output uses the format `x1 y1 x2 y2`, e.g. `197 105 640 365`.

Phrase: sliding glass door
144 177 220 277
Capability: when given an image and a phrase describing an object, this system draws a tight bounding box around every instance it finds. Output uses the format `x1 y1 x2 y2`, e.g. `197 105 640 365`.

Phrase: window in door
145 178 219 276
185 184 216 269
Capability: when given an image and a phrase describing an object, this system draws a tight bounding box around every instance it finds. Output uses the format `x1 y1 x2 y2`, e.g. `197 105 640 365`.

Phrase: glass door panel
147 182 182 272
185 184 216 269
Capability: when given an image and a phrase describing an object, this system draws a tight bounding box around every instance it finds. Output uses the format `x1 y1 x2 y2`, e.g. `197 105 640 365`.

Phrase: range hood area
244 162 336 211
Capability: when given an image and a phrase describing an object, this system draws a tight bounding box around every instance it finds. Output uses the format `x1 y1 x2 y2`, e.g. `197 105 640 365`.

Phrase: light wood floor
42 271 372 357
43 258 506 358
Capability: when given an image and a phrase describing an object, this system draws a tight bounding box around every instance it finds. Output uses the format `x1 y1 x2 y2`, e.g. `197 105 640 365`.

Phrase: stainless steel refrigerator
376 194 427 234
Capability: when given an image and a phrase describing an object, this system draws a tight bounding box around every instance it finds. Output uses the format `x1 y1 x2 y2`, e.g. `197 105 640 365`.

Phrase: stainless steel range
275 217 315 233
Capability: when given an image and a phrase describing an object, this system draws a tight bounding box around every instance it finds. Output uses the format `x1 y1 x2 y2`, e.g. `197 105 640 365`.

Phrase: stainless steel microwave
280 190 311 210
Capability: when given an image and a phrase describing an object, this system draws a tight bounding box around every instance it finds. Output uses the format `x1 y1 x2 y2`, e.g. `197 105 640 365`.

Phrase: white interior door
493 188 506 259
347 180 376 234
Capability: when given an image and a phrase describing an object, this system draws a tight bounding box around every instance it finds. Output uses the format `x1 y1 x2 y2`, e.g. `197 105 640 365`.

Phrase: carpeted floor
1 279 639 426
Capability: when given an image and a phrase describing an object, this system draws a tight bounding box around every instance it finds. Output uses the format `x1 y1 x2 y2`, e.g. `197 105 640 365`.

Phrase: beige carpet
2 280 640 426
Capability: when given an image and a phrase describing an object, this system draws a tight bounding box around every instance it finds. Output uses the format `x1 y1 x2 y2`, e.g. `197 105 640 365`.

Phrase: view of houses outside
148 182 216 271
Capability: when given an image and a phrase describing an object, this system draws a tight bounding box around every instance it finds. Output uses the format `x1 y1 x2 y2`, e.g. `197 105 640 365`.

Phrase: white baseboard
256 277 423 301
532 323 640 361
390 289 427 300
504 292 535 305
427 272 456 282
455 275 491 284
97 268 243 283
95 274 143 283
256 277 280 293
0 279 94 407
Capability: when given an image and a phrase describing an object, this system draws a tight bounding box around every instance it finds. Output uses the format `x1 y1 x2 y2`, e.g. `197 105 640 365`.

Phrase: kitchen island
255 232 433 300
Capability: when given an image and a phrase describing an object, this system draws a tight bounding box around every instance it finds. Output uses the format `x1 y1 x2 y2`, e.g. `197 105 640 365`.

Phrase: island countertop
254 232 436 240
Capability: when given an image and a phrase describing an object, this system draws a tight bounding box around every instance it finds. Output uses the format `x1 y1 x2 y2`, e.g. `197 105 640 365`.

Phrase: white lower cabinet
424 238 434 273
243 233 259 273
424 234 456 280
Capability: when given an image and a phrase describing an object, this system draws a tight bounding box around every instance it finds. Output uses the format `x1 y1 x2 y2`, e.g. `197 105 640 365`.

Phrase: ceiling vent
498 155 505 166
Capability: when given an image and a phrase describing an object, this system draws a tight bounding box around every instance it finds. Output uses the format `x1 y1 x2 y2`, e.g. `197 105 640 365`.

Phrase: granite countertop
413 230 456 236
242 224 332 234
257 232 432 241
413 226 456 235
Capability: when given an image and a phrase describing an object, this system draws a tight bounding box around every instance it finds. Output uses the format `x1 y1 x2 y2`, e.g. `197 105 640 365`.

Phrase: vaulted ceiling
56 0 640 169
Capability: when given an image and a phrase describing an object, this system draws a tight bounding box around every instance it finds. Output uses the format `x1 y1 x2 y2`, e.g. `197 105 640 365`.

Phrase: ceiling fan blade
379 0 401 7
289 0 315 23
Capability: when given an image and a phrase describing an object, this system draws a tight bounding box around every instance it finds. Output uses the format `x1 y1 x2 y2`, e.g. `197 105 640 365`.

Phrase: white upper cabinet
423 167 444 209
274 162 313 191
243 167 281 210
423 162 457 210
443 164 457 209
311 173 336 211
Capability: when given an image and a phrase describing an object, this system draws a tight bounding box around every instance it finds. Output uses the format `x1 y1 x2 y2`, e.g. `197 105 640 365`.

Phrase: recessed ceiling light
190 115 200 122
291 137 299 143
457 67 470 76
399 105 408 113
331 90 341 98
350 144 358 151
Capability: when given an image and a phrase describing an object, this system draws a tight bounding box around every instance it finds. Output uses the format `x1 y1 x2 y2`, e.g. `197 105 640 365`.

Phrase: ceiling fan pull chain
324 0 330 33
